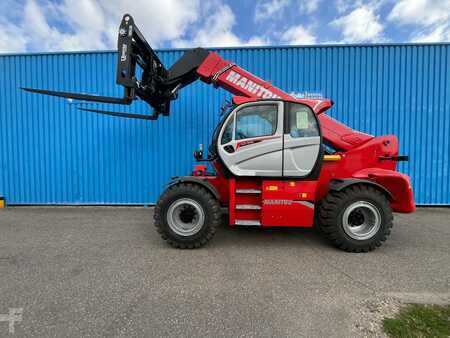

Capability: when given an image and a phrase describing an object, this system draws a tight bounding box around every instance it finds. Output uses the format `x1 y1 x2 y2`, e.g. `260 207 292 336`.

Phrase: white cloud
246 36 271 46
174 3 269 48
331 6 384 42
388 0 449 27
23 0 109 51
0 1 28 53
387 0 450 42
0 0 202 53
0 22 27 53
98 0 200 46
255 0 290 22
335 0 390 14
281 25 316 45
0 0 273 53
411 24 450 43
298 0 320 14
255 0 320 22
335 0 353 13
0 0 28 53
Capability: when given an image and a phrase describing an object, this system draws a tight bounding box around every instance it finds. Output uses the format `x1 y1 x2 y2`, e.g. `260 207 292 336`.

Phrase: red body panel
261 181 316 227
316 135 416 213
352 168 415 213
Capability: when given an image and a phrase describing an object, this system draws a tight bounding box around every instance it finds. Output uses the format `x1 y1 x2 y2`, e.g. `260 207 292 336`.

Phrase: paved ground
0 207 449 337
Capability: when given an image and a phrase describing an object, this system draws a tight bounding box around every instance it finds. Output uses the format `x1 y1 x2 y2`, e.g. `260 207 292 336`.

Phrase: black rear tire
318 185 393 252
154 183 221 249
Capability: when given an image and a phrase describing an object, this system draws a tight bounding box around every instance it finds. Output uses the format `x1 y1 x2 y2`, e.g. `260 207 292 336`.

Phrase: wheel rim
167 198 205 236
342 201 381 241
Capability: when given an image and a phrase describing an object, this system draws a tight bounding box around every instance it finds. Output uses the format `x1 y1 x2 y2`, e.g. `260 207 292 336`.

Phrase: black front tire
154 183 221 249
318 185 393 252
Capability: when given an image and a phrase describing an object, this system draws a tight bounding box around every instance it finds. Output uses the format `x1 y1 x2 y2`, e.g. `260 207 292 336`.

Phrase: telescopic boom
22 14 373 151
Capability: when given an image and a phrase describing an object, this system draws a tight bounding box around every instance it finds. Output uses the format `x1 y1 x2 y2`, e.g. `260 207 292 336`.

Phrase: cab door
283 102 322 177
217 101 284 177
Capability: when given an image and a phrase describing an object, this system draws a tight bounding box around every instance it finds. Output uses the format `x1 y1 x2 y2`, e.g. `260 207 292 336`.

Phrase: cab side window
288 104 319 138
235 104 277 140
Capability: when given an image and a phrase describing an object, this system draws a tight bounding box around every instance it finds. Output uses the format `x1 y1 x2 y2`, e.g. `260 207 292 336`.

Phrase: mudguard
167 176 220 200
346 168 416 213
329 178 393 199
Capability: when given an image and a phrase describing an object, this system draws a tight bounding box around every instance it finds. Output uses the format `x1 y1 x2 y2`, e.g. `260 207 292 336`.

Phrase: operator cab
214 98 322 178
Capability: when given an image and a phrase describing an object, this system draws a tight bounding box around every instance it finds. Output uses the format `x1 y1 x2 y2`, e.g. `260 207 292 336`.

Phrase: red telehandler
23 14 415 252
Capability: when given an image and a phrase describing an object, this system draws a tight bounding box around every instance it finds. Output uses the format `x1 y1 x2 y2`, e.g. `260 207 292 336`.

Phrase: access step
235 219 261 226
236 204 261 210
236 189 261 194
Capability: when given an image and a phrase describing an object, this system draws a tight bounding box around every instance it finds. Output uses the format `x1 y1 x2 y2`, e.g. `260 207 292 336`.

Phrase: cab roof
231 96 333 115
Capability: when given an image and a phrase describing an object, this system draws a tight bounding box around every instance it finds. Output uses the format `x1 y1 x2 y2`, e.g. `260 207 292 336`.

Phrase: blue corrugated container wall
0 44 449 205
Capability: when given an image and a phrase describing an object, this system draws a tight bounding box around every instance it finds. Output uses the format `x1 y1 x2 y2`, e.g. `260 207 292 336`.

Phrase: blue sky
0 0 449 53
